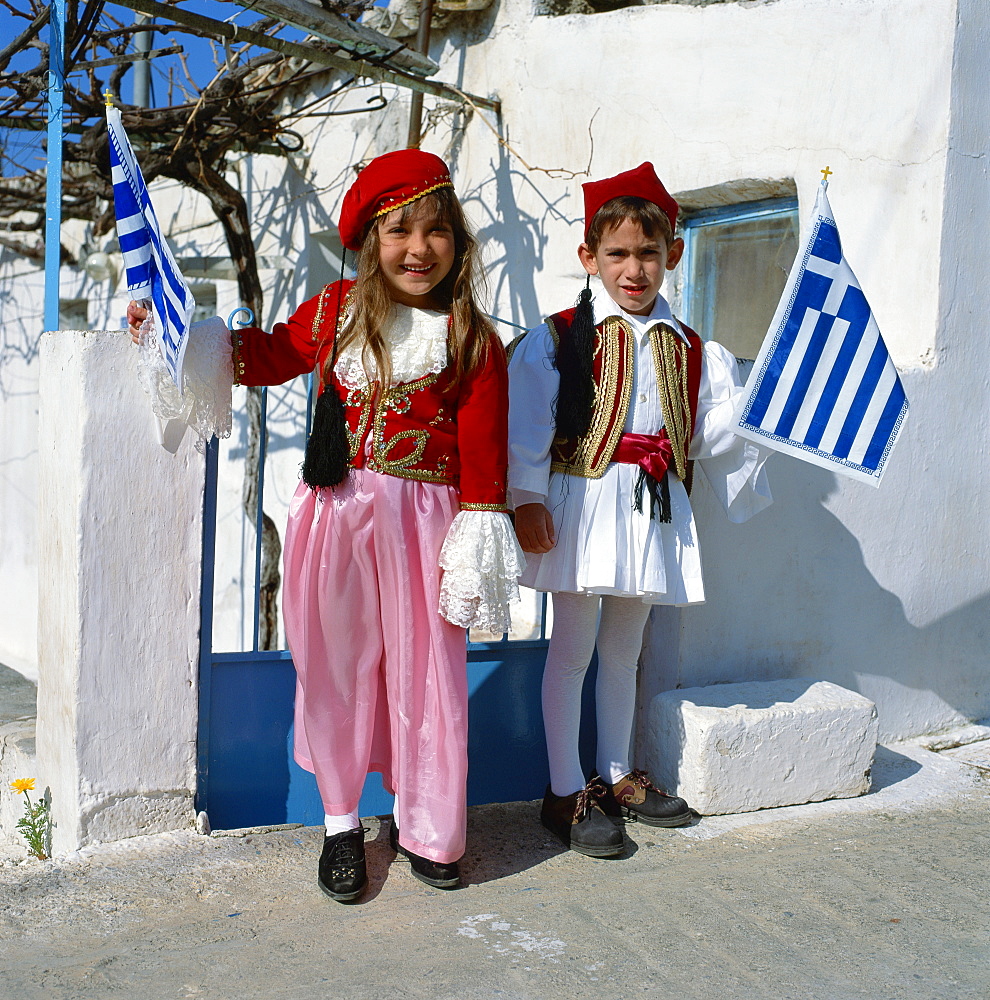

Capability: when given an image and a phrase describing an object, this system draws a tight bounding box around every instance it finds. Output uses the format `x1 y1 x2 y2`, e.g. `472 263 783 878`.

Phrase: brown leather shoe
596 770 692 827
540 780 625 857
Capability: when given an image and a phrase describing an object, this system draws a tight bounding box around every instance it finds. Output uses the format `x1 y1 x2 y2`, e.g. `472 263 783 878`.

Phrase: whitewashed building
1 0 986 849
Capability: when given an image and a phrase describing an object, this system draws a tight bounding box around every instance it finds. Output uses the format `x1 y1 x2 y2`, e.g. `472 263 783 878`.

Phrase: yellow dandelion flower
10 777 35 794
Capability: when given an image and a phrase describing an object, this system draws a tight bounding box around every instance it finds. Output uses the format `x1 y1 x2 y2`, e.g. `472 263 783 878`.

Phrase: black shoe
389 821 460 889
318 827 368 902
596 770 692 828
540 781 625 857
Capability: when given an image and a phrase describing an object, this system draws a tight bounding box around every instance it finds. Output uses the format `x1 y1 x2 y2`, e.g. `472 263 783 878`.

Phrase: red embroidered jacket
232 280 509 511
543 308 703 484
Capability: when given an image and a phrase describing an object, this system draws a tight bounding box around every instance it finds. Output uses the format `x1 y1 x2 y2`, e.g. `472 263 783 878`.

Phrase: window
680 198 799 360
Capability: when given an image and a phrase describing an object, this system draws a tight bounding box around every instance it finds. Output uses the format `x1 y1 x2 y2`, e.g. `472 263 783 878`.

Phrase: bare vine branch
446 84 598 180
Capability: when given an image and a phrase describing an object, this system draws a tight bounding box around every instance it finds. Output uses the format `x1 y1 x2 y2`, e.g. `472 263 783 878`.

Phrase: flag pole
44 0 66 332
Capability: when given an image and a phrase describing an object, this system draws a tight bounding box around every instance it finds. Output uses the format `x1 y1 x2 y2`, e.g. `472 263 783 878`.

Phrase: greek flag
733 183 908 486
107 105 193 390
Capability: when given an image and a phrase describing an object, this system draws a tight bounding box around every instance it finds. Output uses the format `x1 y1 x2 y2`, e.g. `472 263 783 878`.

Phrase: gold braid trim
231 329 245 386
460 502 508 512
650 323 690 481
372 181 454 219
549 316 633 478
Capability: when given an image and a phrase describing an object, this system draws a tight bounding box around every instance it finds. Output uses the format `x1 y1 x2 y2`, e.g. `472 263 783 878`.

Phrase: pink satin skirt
283 470 468 864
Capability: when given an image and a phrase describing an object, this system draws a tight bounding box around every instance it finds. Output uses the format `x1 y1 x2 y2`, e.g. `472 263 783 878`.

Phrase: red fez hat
582 162 678 240
337 149 454 251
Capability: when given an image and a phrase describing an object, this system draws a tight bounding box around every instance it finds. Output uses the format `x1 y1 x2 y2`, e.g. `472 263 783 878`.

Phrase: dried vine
0 0 372 650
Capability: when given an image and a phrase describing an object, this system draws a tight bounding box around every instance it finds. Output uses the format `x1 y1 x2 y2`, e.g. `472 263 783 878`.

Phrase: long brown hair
330 187 497 389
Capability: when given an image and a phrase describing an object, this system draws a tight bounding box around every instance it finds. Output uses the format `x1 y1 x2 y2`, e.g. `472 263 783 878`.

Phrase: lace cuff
136 316 234 450
438 510 525 633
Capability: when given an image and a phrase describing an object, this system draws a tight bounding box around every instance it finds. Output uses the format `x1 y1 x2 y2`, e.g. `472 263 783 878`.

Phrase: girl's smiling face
375 200 457 309
578 217 684 316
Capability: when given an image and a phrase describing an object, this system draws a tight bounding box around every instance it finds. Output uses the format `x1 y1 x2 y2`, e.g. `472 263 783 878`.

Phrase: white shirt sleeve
136 315 234 448
689 340 773 523
507 324 559 506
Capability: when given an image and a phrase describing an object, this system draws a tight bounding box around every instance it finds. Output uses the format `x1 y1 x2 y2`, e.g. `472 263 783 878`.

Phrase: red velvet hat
582 162 678 240
337 149 454 251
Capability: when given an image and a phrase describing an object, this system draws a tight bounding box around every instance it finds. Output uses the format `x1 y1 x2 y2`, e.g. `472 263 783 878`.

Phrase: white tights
543 592 653 798
326 591 653 823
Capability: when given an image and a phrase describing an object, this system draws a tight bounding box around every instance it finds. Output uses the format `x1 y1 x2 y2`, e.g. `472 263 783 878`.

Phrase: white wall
1 0 985 754
433 0 987 740
37 331 204 851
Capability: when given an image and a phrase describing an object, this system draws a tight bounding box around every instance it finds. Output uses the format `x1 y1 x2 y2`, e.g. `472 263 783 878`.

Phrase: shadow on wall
664 456 989 741
460 147 574 337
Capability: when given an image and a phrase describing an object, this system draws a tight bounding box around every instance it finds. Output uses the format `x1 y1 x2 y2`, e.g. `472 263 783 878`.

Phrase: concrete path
1 741 987 1000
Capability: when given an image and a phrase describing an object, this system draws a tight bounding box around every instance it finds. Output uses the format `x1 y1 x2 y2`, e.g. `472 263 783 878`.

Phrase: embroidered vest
543 309 703 484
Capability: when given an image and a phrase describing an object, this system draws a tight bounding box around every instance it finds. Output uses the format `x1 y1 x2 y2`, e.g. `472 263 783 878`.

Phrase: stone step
647 679 879 816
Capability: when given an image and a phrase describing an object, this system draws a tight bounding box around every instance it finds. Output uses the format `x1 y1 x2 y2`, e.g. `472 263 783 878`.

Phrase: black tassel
301 386 350 491
302 257 350 492
632 468 672 523
554 276 597 440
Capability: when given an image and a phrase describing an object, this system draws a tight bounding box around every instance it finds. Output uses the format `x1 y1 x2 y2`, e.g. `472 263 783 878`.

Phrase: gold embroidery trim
461 502 508 512
649 323 690 481
231 329 245 385
311 283 331 342
550 316 633 479
364 369 453 482
373 429 429 474
347 387 374 460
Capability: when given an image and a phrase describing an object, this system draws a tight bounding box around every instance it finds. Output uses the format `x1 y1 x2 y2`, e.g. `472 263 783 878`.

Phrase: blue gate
194 382 599 830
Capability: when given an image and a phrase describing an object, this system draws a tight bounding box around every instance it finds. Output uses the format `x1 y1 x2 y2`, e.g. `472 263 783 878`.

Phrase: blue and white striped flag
107 105 194 390
733 183 908 486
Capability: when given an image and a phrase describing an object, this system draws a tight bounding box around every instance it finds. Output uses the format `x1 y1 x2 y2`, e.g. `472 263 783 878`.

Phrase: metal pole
132 14 152 107
44 0 66 332
406 0 435 148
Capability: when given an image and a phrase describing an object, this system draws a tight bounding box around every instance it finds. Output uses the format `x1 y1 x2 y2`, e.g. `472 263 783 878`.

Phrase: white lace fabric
335 304 449 389
136 316 233 449
438 511 526 633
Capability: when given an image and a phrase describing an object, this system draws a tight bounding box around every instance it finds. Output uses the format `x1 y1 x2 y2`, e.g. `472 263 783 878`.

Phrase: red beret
582 162 678 241
337 149 454 251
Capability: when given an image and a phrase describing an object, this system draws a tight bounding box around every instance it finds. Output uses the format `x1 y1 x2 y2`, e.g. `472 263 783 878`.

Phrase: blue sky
0 1 312 175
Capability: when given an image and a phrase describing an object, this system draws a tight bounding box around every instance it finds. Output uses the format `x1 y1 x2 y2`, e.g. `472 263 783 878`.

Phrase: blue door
196 433 598 830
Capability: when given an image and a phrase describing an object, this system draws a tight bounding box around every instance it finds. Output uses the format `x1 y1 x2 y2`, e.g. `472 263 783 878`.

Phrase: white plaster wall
37 331 204 852
441 0 955 369
0 263 45 681
433 0 987 740
619 0 989 741
2 0 985 754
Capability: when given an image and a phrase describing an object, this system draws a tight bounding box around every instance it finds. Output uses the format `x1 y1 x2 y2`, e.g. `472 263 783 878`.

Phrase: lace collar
334 304 450 389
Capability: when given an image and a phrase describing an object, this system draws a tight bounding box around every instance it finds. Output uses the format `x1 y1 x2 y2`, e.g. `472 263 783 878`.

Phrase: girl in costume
130 149 522 899
508 163 772 857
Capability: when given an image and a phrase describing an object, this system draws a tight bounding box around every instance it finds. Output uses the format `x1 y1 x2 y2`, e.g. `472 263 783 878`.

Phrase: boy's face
578 218 684 316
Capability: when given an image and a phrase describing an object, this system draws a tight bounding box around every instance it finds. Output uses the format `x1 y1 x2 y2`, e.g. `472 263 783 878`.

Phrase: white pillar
37 330 204 853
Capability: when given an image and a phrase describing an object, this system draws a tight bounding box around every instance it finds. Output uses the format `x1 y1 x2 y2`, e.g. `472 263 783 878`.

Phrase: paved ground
1 741 987 1000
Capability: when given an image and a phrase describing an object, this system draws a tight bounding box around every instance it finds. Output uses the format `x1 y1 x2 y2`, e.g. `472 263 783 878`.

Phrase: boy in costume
508 163 772 856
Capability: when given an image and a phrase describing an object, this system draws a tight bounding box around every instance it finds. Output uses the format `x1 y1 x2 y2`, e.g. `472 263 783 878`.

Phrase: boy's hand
514 503 555 554
127 300 149 344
